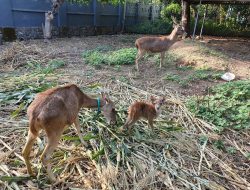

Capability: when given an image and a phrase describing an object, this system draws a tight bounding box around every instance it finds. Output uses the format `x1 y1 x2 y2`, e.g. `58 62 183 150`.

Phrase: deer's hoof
27 167 37 177
48 175 57 183
118 127 125 133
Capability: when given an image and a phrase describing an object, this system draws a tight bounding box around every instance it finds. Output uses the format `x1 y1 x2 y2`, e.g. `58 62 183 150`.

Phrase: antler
171 15 178 25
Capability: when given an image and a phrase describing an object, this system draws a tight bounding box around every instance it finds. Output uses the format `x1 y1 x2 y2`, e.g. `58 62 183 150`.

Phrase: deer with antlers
22 84 117 182
135 19 185 71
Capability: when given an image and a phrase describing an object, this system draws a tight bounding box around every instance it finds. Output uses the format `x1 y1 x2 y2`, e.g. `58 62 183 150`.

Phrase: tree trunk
43 11 54 41
181 0 190 36
43 0 64 41
219 4 223 24
121 0 127 33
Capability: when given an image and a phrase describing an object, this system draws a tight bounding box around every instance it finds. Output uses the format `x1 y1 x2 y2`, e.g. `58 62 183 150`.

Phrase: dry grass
0 37 249 190
0 80 249 190
0 42 46 70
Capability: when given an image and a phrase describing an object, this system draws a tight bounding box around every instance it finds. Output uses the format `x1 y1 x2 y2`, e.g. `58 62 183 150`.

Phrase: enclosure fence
0 0 162 29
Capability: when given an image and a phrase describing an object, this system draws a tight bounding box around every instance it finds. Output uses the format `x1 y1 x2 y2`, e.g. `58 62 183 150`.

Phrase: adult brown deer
120 96 165 133
22 84 117 182
135 22 184 71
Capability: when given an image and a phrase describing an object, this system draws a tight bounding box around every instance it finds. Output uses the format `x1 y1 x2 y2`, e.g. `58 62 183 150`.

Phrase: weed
177 66 193 71
199 44 227 59
188 68 223 81
198 135 208 145
82 48 137 66
119 76 130 84
213 140 225 150
178 80 189 88
226 147 237 154
114 65 121 71
186 80 250 130
27 59 65 74
126 19 172 35
82 51 106 65
108 48 137 65
164 74 180 82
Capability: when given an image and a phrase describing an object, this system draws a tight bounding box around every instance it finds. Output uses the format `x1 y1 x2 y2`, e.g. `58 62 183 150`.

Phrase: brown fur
135 24 184 71
22 84 116 182
121 96 165 133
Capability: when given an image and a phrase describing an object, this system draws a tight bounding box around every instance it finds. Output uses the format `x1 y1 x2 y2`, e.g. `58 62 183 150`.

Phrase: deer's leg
22 129 38 176
74 116 87 147
41 127 64 182
122 117 137 133
160 52 166 68
135 50 145 71
148 118 154 129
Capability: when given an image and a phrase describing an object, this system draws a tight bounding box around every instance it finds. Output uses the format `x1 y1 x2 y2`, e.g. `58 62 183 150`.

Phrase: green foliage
188 68 223 81
164 68 223 88
27 59 65 74
164 74 180 82
68 0 163 5
108 48 137 65
192 19 250 38
213 140 225 150
67 0 121 5
82 48 137 66
126 19 172 34
0 60 64 118
161 2 181 21
82 51 105 65
186 80 250 131
226 147 237 154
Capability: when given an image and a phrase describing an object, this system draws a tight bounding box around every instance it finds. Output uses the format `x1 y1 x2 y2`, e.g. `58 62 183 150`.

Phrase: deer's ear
161 97 166 103
101 92 110 103
150 96 157 103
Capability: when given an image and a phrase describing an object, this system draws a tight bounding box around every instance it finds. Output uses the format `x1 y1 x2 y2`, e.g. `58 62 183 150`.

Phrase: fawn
121 96 165 133
22 84 117 182
135 21 184 71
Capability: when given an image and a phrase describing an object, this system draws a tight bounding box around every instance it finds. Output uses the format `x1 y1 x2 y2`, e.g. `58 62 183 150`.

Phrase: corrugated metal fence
0 0 162 28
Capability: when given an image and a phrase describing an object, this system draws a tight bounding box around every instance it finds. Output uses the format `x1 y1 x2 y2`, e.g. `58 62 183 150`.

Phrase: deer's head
150 96 166 112
101 92 117 125
171 16 185 36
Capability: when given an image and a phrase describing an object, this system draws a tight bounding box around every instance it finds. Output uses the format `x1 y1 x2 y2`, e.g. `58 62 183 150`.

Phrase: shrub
108 48 137 65
191 19 250 38
82 48 137 66
82 51 106 65
186 80 250 131
161 3 181 21
126 19 172 35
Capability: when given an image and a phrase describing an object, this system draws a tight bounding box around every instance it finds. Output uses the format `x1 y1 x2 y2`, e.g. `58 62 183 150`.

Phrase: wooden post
181 0 190 36
192 0 202 40
199 4 208 38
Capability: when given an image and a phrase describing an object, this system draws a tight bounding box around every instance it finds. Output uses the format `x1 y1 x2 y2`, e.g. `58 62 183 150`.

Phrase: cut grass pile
0 80 249 189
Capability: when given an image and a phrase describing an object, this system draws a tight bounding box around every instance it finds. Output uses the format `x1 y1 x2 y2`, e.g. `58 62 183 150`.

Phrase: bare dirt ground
2 35 249 96
0 35 249 189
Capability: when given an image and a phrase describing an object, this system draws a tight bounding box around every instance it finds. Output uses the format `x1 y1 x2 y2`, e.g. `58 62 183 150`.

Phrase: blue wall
0 0 162 28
